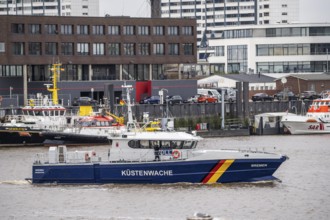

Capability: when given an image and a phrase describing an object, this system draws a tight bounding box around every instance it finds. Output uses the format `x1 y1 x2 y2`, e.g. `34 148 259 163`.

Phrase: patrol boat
28 84 287 185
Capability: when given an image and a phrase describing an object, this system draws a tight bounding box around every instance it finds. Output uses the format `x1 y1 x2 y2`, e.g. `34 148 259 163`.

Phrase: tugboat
281 93 330 134
27 84 288 185
0 63 78 146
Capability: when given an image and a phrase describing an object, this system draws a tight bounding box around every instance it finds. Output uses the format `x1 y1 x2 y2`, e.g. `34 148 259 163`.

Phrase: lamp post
91 87 94 100
9 86 13 99
327 48 329 72
159 88 168 118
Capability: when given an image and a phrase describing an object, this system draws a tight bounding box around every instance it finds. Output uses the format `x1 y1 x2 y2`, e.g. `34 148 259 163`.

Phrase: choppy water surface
1 135 330 220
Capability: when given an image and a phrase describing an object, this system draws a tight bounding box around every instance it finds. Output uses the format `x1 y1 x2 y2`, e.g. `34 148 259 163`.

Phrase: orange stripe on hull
202 159 235 184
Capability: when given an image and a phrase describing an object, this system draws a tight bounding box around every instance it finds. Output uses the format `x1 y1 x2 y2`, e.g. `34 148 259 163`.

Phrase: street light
9 86 13 99
91 88 94 99
159 88 168 118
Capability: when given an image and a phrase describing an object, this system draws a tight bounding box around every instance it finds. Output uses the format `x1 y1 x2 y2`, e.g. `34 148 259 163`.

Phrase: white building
159 0 301 47
207 23 330 74
0 0 99 16
258 0 300 25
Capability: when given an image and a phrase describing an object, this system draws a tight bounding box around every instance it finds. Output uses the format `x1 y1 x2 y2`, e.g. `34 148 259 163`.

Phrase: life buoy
172 150 181 159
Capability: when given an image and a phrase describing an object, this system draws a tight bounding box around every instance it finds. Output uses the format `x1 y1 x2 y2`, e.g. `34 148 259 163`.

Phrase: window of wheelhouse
128 140 196 149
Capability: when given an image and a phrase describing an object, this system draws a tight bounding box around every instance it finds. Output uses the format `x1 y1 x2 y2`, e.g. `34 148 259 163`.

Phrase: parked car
197 88 221 102
165 95 183 104
140 96 160 104
197 95 217 103
213 87 237 102
72 97 97 106
185 94 201 103
251 93 274 102
299 91 319 100
273 91 298 101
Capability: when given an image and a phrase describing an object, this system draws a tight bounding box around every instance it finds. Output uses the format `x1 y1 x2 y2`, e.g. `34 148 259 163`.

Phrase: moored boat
42 113 125 146
0 63 79 146
281 93 330 134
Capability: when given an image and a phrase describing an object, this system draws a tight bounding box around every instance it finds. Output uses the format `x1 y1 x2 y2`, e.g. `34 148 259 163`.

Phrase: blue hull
31 157 286 184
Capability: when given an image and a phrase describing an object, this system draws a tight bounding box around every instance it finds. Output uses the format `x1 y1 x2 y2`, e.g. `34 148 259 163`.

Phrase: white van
213 87 237 102
197 88 221 102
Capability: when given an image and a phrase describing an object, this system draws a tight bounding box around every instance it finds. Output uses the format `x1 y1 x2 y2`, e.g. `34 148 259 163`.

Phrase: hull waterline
31 157 287 184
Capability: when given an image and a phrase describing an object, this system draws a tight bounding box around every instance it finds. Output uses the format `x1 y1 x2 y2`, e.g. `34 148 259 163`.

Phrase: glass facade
227 45 247 73
256 44 330 56
257 61 330 73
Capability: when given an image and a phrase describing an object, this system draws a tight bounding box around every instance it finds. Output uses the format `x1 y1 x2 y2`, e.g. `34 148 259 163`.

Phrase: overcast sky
99 0 150 17
99 0 330 23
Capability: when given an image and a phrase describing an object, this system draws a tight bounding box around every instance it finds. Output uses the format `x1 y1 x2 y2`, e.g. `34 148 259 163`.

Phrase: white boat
281 93 330 134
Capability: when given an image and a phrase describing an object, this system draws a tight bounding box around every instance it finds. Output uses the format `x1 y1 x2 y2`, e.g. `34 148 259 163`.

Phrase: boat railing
33 153 48 164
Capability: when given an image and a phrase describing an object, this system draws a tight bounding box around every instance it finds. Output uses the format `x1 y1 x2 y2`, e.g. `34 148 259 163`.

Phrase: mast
121 82 135 130
47 63 64 105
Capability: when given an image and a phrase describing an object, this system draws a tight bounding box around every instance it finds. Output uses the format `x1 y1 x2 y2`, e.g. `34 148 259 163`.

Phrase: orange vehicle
197 95 217 103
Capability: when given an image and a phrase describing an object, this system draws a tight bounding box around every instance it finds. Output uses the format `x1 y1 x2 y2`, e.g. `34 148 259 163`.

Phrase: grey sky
99 0 150 17
99 0 330 23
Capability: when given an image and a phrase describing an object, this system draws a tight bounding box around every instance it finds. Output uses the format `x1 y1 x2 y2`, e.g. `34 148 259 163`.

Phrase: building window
12 24 24 34
138 26 149 35
0 42 5 53
92 25 104 35
168 43 179 55
108 43 120 55
13 42 25 55
153 26 164 35
61 42 74 55
108 25 120 35
282 12 288 15
123 26 135 35
264 12 269 17
215 46 224 56
168 26 179 35
183 43 193 55
77 25 89 35
182 26 193 35
0 65 23 77
28 42 41 55
153 43 164 55
264 4 269 9
93 43 105 55
77 43 89 55
138 43 150 55
61 25 73 34
227 45 248 73
45 42 57 55
45 24 58 34
124 43 135 55
29 24 41 34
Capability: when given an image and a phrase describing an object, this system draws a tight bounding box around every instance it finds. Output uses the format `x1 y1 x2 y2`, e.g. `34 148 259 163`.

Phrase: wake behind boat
281 93 330 134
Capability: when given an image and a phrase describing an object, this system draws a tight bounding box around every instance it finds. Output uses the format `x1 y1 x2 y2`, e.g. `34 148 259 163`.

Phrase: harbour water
0 135 329 220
